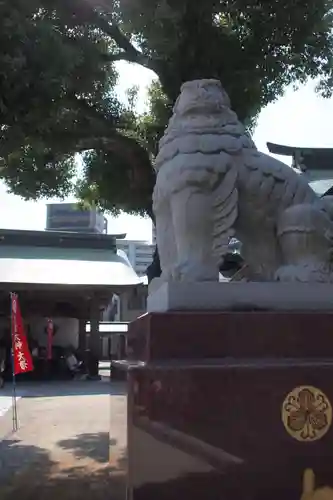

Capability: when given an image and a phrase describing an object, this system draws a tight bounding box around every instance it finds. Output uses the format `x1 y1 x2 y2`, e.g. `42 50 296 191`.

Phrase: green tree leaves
0 0 332 213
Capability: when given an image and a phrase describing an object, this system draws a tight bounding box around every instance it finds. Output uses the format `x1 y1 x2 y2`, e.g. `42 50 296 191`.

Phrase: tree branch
100 19 139 58
39 129 153 168
103 51 141 64
66 0 160 73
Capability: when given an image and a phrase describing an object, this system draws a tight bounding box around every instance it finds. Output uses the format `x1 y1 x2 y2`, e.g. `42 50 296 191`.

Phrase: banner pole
10 292 18 432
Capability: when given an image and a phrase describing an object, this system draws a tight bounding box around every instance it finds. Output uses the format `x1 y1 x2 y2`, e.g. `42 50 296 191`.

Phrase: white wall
0 315 79 349
119 288 147 322
27 316 79 349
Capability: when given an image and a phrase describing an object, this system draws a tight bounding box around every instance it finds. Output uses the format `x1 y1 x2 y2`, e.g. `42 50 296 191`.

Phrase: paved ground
0 365 127 500
0 392 21 418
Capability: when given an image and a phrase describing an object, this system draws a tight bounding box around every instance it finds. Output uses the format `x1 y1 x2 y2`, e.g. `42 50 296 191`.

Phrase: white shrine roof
0 229 143 290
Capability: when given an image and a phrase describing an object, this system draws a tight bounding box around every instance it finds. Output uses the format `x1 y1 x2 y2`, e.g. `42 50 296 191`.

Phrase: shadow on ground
0 437 126 500
57 432 114 463
0 439 52 482
16 380 127 398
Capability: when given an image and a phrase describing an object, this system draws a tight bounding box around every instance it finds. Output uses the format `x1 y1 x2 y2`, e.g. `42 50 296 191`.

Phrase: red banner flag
46 318 53 360
11 293 34 375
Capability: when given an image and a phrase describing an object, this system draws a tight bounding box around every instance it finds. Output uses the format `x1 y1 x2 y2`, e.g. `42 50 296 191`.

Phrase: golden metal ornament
281 385 332 442
301 469 333 500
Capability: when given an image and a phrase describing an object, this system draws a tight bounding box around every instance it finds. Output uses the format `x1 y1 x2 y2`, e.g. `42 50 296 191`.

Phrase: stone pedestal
147 281 333 312
115 310 333 500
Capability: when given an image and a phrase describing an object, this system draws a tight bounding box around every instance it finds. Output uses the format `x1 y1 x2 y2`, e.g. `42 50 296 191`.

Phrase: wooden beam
87 295 102 378
78 318 87 352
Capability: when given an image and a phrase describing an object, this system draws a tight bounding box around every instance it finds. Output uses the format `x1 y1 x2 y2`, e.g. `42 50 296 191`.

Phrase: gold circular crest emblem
281 385 332 442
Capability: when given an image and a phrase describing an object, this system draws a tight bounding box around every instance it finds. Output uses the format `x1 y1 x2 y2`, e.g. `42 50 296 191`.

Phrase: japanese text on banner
11 293 34 375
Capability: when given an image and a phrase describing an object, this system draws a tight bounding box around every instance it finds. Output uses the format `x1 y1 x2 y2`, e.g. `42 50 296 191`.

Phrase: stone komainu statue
152 79 333 284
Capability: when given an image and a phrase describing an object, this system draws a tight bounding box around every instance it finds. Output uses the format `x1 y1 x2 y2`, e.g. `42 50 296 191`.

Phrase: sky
1 62 333 242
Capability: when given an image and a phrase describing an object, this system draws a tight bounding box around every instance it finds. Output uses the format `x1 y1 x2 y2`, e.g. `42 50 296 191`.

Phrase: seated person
65 346 83 373
30 339 39 359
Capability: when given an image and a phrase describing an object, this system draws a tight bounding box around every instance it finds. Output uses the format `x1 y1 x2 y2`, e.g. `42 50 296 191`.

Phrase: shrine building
266 142 333 194
0 228 143 377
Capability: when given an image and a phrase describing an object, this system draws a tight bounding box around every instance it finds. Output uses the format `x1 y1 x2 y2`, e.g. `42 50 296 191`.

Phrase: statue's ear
301 469 315 499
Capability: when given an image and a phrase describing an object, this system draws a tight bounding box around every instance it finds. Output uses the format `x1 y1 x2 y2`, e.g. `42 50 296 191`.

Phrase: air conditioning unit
45 203 107 234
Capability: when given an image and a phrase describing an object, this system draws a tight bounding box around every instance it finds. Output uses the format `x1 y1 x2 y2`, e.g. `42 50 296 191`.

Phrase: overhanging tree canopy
115 0 333 119
1 0 333 216
0 0 137 199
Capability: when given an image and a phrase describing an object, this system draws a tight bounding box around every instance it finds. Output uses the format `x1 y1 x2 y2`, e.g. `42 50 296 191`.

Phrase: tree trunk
145 206 162 284
146 245 161 284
